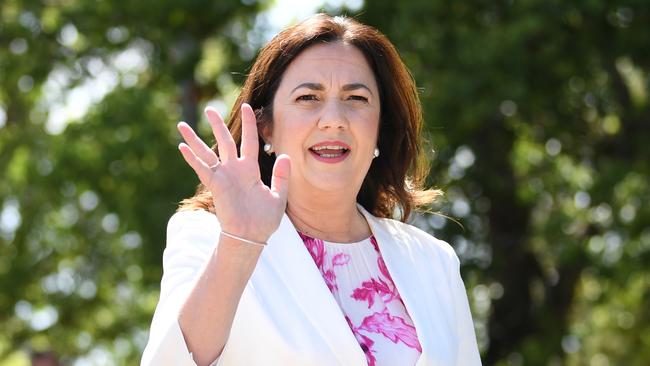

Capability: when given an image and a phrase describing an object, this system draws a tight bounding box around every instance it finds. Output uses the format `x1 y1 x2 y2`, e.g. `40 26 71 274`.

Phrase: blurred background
1 0 649 365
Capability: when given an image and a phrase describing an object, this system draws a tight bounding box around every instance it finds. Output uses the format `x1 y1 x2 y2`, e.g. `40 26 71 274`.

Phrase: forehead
280 42 377 87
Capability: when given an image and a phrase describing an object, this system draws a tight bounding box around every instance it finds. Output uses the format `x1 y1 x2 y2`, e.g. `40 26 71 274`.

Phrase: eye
348 95 369 102
296 94 318 101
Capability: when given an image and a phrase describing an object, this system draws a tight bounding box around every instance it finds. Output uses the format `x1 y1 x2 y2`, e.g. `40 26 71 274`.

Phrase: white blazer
142 207 481 366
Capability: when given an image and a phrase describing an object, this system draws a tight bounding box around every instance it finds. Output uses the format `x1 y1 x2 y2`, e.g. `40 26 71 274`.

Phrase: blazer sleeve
450 254 482 365
141 210 222 366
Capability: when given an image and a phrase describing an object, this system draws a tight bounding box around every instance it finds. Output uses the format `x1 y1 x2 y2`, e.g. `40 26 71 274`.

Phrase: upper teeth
312 145 347 151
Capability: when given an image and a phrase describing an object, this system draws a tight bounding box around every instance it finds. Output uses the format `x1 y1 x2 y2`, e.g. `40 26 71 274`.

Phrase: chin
305 172 360 194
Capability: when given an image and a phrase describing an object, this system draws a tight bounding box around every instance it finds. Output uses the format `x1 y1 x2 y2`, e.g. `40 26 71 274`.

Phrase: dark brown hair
179 13 440 221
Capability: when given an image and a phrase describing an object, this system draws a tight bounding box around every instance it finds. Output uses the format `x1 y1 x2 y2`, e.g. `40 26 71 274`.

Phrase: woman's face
266 42 381 197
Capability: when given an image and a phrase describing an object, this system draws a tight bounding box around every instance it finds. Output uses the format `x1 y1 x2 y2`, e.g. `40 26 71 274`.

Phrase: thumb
270 154 291 201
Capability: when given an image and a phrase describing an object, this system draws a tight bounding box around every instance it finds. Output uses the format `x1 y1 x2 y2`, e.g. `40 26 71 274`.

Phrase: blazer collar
263 213 368 365
359 206 454 365
261 207 448 365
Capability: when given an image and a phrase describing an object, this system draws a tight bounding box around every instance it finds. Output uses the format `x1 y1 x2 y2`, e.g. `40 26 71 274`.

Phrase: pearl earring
263 143 274 155
373 147 380 158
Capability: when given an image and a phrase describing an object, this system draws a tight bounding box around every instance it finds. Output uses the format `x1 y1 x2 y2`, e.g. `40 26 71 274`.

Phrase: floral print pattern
299 232 422 366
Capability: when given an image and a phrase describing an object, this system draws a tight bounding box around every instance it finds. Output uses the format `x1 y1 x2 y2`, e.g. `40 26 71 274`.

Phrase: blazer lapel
360 207 456 366
258 213 368 365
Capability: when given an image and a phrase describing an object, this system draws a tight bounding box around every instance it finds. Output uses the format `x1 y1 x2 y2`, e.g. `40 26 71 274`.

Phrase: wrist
219 225 270 245
220 231 267 247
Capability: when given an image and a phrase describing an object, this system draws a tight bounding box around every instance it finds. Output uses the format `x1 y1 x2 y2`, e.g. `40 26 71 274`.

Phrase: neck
286 185 370 243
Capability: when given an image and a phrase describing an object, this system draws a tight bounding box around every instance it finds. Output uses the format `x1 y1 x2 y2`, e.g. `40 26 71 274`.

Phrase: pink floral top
299 232 422 366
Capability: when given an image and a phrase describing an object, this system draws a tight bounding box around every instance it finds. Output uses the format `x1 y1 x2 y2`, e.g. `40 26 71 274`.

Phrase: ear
259 122 273 144
255 106 273 144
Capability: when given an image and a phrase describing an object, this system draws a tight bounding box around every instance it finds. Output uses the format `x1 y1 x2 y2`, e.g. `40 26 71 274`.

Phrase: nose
317 100 348 130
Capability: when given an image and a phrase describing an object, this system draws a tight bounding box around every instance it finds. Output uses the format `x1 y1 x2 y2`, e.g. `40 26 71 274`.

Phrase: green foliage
1 0 649 364
1 0 263 363
358 0 650 364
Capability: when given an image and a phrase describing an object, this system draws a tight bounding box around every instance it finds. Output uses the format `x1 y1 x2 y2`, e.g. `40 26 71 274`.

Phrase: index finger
240 103 259 160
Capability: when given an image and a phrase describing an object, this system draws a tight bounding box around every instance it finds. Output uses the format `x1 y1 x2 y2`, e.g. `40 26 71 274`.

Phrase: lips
310 145 349 157
309 141 351 163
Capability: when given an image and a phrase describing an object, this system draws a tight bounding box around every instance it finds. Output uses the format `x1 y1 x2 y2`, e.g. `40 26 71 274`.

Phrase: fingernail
204 107 217 116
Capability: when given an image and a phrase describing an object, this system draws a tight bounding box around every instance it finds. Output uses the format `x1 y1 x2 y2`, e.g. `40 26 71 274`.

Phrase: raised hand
177 103 291 243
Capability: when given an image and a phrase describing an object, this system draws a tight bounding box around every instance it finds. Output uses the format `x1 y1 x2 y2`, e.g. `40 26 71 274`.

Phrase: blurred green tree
1 0 649 365
358 0 650 365
1 0 264 363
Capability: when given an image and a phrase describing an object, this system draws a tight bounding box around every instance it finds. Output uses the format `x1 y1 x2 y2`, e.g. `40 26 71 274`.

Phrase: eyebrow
291 82 374 96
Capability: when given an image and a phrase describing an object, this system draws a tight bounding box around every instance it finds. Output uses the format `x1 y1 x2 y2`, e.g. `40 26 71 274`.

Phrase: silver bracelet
220 230 267 247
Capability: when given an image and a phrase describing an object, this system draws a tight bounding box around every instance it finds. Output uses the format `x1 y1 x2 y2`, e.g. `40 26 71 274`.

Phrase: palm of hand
177 104 291 243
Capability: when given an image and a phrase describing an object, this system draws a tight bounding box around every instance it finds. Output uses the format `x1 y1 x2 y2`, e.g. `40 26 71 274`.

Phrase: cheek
353 106 380 129
274 120 310 153
359 113 380 142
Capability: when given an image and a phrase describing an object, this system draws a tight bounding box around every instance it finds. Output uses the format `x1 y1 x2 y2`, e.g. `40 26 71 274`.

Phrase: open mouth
308 142 351 163
309 145 350 158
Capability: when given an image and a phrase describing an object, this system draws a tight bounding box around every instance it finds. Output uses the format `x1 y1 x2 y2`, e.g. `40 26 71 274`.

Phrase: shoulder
167 209 219 232
165 210 221 249
371 215 460 266
168 209 218 225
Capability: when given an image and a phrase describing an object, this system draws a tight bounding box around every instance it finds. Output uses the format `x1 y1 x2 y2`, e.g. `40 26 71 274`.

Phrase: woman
142 14 481 366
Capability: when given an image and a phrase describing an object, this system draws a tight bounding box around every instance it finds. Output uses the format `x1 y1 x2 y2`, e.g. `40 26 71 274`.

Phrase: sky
266 0 363 37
